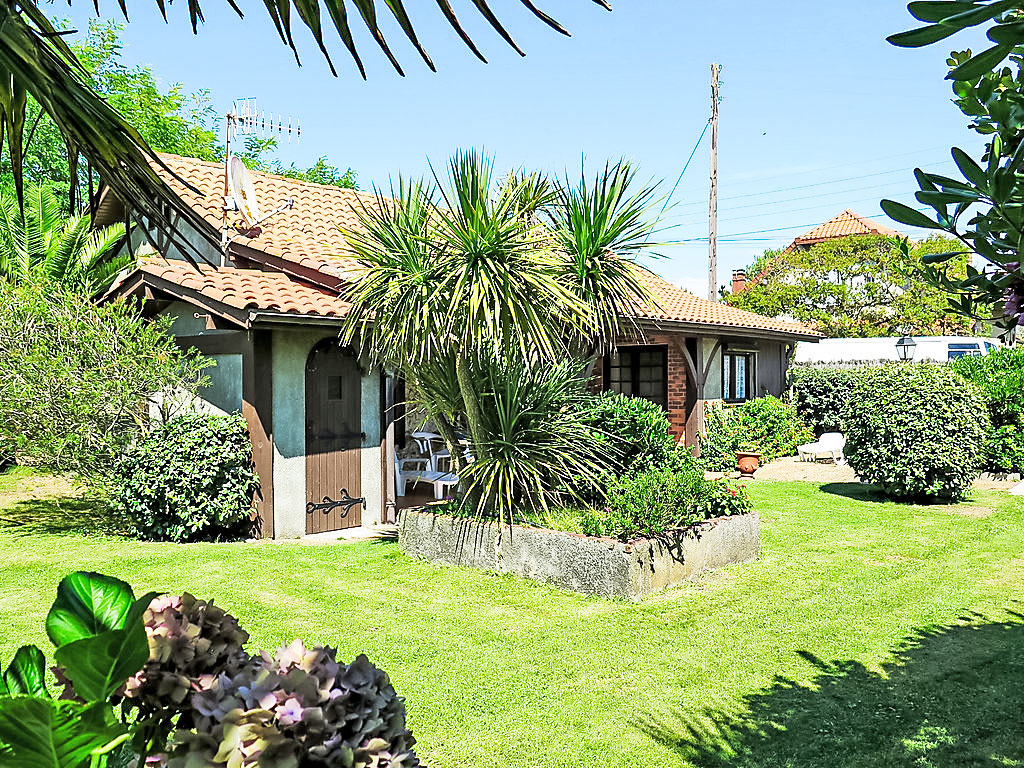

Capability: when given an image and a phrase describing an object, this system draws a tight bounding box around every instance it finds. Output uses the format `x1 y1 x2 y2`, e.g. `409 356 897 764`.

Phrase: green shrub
584 458 751 541
950 347 1024 474
699 477 752 518
601 464 708 540
699 396 814 470
842 364 988 501
115 413 260 541
788 366 867 434
565 391 693 501
576 392 681 474
698 404 740 472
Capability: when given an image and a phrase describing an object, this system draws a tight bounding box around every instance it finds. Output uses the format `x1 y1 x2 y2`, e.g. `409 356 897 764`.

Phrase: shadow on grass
0 495 130 537
818 482 893 503
637 611 1024 767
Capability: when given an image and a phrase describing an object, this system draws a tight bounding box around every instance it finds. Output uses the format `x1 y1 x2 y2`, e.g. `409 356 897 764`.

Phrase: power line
674 208 934 242
660 118 711 214
668 162 955 209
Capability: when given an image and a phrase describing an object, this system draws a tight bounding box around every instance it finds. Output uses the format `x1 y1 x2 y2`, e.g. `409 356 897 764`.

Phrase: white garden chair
797 432 847 464
394 453 459 500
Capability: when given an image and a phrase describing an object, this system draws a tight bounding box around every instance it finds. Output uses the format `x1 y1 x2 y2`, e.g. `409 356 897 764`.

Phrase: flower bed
397 508 759 600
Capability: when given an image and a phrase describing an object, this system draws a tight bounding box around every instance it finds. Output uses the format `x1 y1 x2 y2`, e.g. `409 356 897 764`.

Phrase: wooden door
305 340 363 533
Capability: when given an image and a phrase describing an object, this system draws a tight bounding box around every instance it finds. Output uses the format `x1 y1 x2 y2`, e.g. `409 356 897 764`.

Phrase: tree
0 280 209 481
0 2 608 264
2 19 358 212
883 2 1024 334
0 182 127 291
340 152 659 519
724 235 974 336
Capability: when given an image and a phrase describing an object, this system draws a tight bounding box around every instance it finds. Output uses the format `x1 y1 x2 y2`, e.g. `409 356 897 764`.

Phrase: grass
2 469 1024 767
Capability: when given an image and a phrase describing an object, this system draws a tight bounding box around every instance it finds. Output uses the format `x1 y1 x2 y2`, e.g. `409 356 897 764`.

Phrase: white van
794 336 1001 365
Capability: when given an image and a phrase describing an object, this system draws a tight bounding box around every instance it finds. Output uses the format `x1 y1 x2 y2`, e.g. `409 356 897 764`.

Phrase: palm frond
552 159 663 350
458 354 602 523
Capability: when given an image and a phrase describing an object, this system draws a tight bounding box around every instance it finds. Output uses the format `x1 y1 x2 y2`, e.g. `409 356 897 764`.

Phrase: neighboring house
730 209 907 293
99 154 819 538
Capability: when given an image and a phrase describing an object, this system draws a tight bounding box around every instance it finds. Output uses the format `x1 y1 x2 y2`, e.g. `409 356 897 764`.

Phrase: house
730 209 908 293
99 154 819 539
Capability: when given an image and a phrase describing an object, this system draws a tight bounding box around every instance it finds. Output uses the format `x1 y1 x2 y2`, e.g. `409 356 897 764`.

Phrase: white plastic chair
394 453 459 500
797 432 846 464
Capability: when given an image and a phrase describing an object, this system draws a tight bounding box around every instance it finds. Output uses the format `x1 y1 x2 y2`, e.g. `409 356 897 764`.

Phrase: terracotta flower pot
736 451 761 479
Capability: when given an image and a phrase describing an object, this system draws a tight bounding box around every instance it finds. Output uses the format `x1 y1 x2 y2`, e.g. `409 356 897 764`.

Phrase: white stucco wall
271 328 383 538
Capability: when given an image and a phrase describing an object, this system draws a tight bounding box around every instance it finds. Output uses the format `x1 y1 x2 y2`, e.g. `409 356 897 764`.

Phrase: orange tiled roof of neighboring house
129 258 354 319
739 209 909 293
788 209 905 249
632 266 821 337
116 154 818 337
151 153 374 279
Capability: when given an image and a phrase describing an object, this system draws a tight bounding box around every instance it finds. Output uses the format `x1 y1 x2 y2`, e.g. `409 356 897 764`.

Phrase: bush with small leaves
788 366 869 435
951 347 1024 474
115 413 260 542
842 364 988 501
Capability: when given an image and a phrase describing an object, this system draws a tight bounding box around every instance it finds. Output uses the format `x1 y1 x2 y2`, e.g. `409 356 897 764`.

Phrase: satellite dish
227 154 260 226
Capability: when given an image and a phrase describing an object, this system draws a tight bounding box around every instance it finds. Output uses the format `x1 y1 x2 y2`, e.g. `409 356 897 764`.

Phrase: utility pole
708 63 720 302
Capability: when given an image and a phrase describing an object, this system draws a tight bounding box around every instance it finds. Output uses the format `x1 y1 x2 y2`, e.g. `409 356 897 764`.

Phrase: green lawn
2 469 1023 767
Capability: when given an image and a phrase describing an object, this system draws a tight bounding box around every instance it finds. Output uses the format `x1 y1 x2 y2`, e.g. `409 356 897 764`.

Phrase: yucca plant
0 182 127 292
341 150 660 521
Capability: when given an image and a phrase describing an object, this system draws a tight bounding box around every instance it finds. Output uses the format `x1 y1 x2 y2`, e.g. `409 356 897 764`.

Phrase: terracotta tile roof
632 265 821 337
153 153 373 279
134 258 353 319
138 154 816 338
788 209 905 249
740 210 909 292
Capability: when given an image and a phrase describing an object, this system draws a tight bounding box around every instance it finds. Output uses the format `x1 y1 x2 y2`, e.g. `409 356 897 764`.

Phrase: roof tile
140 259 353 318
148 154 817 337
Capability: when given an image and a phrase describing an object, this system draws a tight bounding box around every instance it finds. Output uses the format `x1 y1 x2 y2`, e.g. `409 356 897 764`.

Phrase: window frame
603 345 669 410
722 351 755 403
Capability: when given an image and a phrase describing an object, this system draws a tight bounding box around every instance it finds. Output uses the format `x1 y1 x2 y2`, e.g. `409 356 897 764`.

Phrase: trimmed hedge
842 364 988 501
950 347 1024 474
788 366 865 435
115 413 260 541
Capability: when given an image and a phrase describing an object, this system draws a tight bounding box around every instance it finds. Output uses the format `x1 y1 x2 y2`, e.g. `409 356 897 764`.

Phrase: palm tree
0 1 610 265
0 182 127 292
340 151 660 519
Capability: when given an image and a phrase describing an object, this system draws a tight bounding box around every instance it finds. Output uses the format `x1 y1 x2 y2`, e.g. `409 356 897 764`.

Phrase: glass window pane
736 356 747 400
723 355 732 399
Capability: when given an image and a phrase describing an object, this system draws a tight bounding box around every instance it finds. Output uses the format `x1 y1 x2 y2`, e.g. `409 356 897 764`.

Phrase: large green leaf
2 646 49 698
880 199 948 230
52 592 155 703
45 573 135 648
0 697 126 768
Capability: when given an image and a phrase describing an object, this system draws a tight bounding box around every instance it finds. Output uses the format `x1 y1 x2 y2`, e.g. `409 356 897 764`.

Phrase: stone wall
398 510 760 600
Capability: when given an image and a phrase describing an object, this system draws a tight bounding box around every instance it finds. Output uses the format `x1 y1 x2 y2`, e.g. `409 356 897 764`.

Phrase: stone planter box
397 509 760 600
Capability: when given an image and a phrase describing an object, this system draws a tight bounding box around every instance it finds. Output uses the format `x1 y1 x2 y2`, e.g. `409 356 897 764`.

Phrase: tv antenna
220 98 301 264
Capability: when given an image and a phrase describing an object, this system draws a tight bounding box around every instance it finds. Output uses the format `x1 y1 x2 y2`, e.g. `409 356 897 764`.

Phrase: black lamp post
896 335 917 362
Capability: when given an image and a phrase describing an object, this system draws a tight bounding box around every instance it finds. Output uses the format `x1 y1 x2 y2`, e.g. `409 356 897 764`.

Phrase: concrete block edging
397 509 760 600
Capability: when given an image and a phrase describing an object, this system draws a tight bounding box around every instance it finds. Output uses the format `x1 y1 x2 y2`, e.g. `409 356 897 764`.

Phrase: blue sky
66 2 988 295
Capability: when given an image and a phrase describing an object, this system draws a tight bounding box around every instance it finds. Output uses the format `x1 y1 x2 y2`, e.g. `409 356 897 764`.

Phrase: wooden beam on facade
242 330 275 538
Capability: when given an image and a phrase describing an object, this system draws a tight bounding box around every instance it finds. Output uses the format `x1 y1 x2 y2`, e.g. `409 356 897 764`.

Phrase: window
723 352 754 402
604 346 668 409
947 342 981 360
